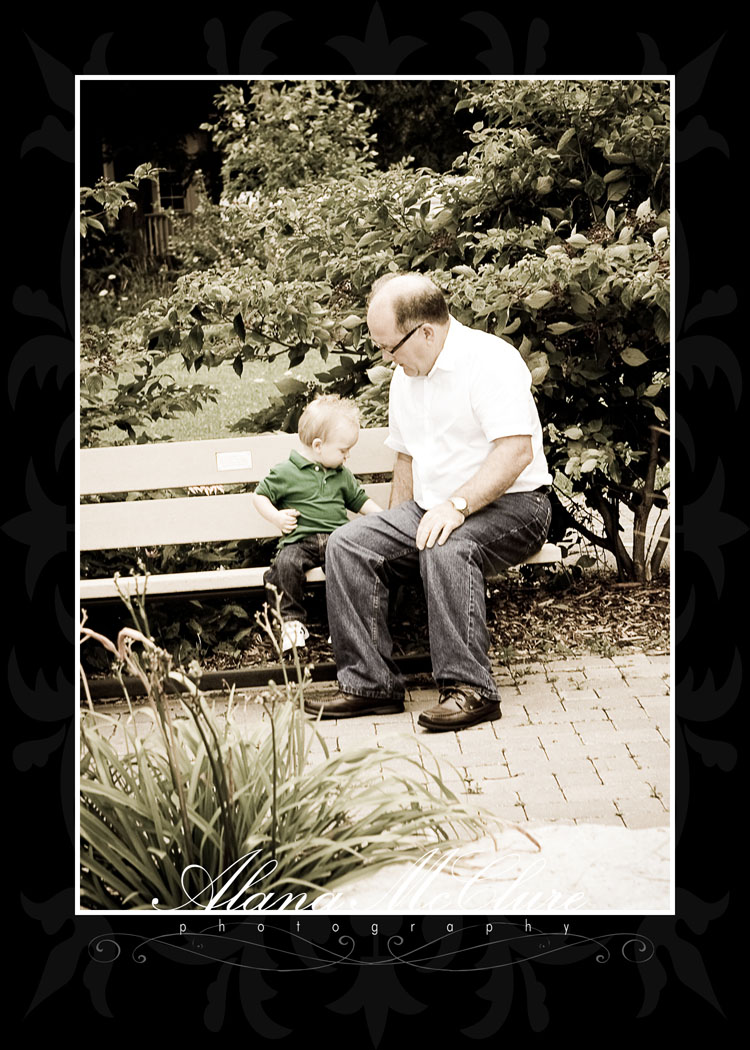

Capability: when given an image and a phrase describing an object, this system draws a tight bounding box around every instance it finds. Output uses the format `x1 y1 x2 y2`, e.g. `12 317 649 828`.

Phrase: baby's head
298 395 361 468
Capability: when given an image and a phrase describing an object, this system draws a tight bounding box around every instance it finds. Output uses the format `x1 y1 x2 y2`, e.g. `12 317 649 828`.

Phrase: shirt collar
290 449 317 470
289 449 340 473
427 315 461 377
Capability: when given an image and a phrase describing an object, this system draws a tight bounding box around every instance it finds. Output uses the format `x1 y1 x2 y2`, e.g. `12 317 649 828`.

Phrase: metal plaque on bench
216 451 253 471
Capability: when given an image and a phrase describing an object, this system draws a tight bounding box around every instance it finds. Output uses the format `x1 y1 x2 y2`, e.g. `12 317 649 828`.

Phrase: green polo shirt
255 449 370 549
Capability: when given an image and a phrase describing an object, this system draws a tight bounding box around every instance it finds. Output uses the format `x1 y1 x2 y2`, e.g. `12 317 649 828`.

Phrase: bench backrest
80 428 395 552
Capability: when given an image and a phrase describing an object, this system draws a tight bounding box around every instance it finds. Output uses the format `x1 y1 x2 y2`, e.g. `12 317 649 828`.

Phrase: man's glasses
374 323 423 356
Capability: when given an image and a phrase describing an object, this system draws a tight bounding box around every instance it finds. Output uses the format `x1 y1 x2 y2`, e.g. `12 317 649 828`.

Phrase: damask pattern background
9 6 741 1036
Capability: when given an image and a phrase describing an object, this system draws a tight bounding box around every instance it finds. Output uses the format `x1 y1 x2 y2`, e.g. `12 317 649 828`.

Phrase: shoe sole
304 702 404 719
417 707 502 732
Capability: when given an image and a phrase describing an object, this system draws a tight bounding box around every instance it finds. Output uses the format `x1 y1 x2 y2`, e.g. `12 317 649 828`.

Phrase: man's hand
277 508 300 534
416 501 464 550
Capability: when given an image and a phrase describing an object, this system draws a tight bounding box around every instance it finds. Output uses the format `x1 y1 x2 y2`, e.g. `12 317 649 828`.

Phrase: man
305 272 552 731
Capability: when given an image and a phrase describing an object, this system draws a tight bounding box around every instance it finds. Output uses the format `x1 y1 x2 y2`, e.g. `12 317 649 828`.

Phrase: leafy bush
202 81 378 197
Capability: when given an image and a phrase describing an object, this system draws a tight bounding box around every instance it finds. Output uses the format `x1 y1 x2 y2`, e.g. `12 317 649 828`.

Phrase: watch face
451 497 468 513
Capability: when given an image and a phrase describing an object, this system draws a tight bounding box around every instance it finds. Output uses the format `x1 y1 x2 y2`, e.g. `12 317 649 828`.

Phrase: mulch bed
81 569 669 690
484 572 670 661
190 569 668 671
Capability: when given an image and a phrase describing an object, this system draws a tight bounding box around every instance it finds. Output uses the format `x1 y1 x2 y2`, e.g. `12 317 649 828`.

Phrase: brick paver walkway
89 650 670 831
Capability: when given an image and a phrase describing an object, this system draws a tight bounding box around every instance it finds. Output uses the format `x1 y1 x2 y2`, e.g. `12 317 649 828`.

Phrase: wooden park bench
80 427 566 697
80 426 563 606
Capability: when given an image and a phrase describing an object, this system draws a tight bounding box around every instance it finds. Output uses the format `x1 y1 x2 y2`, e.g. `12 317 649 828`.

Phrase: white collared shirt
385 316 552 509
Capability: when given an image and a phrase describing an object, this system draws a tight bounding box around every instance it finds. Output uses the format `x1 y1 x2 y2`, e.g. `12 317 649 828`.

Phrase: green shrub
79 601 502 910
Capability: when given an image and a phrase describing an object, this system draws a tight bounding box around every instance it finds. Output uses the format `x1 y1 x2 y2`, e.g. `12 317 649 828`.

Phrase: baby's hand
277 508 300 534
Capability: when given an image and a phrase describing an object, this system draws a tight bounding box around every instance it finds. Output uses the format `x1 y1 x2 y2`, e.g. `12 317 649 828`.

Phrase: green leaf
621 347 648 367
366 366 393 385
654 310 670 344
341 314 363 330
584 174 606 199
530 360 549 385
233 354 244 377
187 324 204 352
288 344 307 367
571 294 593 317
557 128 576 151
275 376 307 396
603 168 629 184
429 208 455 230
357 230 383 248
606 180 630 202
547 322 577 335
523 290 554 310
233 313 246 342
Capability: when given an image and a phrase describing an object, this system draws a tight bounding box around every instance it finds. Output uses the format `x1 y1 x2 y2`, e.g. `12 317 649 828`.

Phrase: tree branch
650 517 670 578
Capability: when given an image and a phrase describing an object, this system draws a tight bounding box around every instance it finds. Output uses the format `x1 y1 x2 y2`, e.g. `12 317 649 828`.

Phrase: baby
253 394 383 651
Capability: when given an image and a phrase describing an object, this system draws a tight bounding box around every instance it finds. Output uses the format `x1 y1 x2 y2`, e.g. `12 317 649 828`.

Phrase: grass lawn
97 349 333 445
153 350 332 442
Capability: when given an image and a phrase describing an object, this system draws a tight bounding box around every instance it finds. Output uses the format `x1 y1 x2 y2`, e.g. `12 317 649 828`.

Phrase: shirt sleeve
254 462 286 504
472 343 538 442
341 468 369 513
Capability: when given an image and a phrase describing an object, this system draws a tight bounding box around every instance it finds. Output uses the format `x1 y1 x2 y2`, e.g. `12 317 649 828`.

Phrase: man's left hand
416 501 465 550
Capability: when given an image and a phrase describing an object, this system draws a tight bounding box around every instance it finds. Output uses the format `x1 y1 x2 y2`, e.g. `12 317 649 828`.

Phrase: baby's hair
298 394 361 446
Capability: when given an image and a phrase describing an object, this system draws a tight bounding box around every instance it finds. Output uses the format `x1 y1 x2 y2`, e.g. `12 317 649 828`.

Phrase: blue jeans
264 533 330 622
324 492 551 702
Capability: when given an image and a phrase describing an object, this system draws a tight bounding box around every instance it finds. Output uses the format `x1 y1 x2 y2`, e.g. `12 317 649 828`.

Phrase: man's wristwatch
448 496 469 518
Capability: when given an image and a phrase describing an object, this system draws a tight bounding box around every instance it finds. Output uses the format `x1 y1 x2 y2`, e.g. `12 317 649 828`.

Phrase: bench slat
80 483 394 551
80 543 563 602
523 542 562 565
80 565 326 600
80 428 395 495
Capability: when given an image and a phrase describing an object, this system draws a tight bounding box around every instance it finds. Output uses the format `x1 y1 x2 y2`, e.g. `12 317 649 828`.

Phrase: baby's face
312 422 360 468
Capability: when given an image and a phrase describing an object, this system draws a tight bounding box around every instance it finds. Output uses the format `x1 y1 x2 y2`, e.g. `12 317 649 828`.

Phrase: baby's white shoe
281 620 309 653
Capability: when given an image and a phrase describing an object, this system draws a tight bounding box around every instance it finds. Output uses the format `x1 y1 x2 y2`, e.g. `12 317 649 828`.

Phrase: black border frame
10 5 741 1036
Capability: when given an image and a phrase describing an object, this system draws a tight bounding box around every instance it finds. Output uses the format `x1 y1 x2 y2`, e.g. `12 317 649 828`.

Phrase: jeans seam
370 574 381 653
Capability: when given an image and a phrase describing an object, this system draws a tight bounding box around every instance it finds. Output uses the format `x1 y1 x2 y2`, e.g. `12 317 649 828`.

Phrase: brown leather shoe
304 690 405 719
417 685 501 732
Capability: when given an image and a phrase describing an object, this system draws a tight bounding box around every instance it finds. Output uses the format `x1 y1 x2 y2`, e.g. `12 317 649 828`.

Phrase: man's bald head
367 273 449 333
